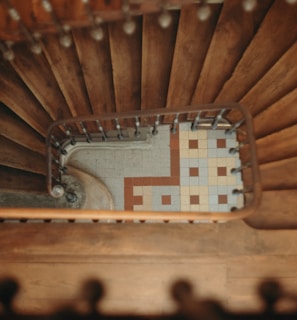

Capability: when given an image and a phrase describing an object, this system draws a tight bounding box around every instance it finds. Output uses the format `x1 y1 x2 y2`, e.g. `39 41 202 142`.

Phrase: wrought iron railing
0 103 261 222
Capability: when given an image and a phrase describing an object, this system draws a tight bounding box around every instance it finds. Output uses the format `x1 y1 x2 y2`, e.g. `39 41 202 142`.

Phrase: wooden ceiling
0 0 297 215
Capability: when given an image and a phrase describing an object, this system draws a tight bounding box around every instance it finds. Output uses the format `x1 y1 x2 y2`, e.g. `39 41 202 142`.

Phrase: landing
66 123 243 213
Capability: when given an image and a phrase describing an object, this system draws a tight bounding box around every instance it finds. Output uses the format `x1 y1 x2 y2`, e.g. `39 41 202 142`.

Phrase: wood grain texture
216 0 297 103
109 18 142 112
244 190 297 230
11 43 71 120
73 27 116 114
42 33 92 117
254 87 297 139
0 136 46 174
141 11 179 110
0 61 52 137
256 124 297 164
166 4 222 108
192 0 255 104
243 156 297 191
0 105 45 155
0 166 47 193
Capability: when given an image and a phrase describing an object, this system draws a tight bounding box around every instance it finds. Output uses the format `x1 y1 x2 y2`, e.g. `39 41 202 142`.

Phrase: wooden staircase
0 0 296 228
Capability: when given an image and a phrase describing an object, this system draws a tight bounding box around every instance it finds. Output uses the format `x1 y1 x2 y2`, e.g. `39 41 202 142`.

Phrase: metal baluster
115 118 123 140
211 109 225 130
96 120 107 141
232 187 252 195
171 113 179 134
52 155 67 174
231 162 251 175
51 135 67 155
229 141 247 154
80 121 92 143
135 116 140 137
152 114 160 135
191 112 201 131
64 125 76 145
225 119 245 135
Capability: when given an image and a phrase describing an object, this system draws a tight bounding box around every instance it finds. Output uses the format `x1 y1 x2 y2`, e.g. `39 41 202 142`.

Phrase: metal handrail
1 103 260 222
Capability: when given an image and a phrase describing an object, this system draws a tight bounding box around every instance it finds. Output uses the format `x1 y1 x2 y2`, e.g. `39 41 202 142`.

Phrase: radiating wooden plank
109 18 142 112
0 136 46 175
0 104 45 155
166 4 222 108
11 43 71 120
141 11 179 110
191 0 255 104
73 27 116 114
254 87 297 139
228 41 297 122
0 60 52 137
244 156 297 191
216 0 297 103
244 190 297 229
42 34 92 117
0 165 47 194
256 124 297 164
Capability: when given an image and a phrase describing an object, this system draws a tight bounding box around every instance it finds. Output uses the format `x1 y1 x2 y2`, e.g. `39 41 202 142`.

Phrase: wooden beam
11 43 71 120
244 190 297 230
216 0 297 103
109 18 142 112
141 11 179 110
166 4 222 108
253 87 297 139
73 27 116 114
0 165 47 194
42 33 92 117
0 60 52 137
191 0 255 104
0 105 45 155
256 124 297 164
0 136 46 175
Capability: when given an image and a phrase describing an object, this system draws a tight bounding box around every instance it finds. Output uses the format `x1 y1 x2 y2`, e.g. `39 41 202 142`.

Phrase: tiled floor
68 123 243 213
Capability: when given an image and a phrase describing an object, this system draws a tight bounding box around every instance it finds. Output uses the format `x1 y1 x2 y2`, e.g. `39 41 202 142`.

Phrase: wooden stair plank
42 33 92 117
191 0 256 104
0 60 52 137
0 105 45 155
0 136 46 175
256 124 297 164
11 43 71 120
243 156 297 191
0 165 47 194
141 11 179 110
244 190 297 229
216 0 297 103
229 41 297 122
109 18 142 112
166 4 222 109
254 87 297 139
73 27 116 114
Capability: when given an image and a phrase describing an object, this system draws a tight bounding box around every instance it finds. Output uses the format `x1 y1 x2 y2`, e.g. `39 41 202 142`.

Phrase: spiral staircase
0 0 297 228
